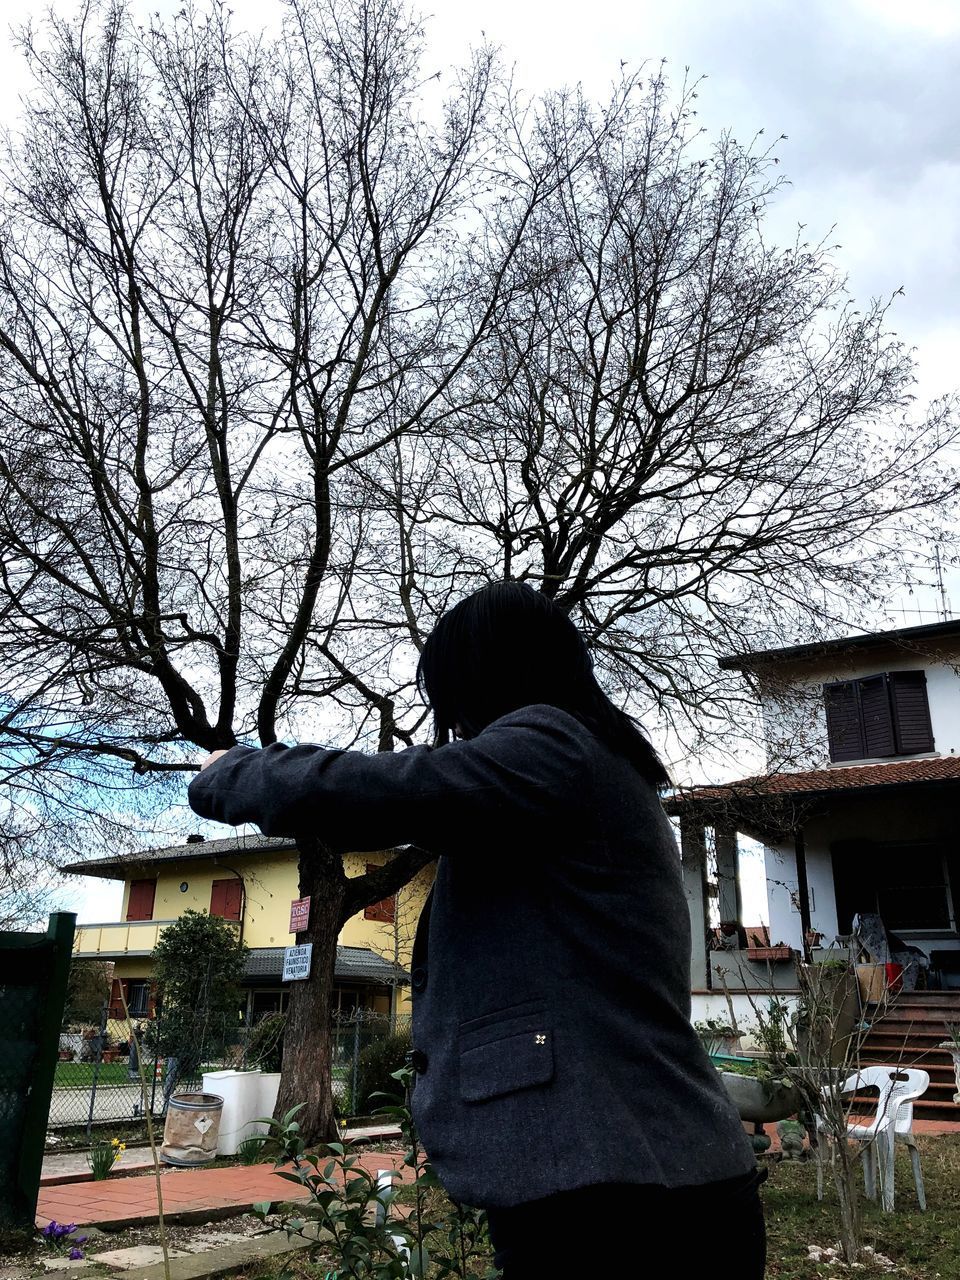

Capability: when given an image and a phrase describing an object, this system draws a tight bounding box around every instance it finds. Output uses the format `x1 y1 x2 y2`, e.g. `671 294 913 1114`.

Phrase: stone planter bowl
721 1071 803 1124
937 1042 960 1105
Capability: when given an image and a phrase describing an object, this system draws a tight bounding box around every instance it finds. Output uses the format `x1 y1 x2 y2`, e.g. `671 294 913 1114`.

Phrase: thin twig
118 988 171 1280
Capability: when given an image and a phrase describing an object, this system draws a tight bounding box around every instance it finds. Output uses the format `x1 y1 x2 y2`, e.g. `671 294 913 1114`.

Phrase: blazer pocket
459 1025 555 1104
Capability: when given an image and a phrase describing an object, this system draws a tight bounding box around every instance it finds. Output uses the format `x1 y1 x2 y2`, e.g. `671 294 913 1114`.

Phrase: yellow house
62 834 435 1029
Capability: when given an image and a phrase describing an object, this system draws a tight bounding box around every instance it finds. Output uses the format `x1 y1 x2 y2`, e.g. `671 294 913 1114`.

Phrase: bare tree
0 0 957 1143
0 0 524 1138
398 74 960 748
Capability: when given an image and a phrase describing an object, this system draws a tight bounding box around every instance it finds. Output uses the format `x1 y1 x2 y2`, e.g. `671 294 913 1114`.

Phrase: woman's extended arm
187 704 589 855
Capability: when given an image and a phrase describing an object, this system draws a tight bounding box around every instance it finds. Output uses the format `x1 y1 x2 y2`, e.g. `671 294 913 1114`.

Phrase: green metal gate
0 912 75 1228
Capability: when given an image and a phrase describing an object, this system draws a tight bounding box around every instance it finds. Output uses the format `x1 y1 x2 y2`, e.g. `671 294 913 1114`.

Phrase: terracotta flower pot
747 945 794 962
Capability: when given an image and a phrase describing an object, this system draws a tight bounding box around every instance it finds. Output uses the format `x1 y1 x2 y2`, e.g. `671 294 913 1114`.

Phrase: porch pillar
714 825 742 927
680 819 710 990
794 827 813 958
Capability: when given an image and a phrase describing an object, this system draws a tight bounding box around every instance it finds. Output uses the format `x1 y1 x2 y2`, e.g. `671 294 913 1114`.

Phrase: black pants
485 1168 767 1278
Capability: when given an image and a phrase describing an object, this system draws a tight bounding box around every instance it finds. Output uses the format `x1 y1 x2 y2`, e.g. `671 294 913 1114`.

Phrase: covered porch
666 755 960 999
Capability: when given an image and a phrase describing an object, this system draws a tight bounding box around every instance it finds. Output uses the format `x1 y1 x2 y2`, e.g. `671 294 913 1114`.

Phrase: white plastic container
201 1068 283 1155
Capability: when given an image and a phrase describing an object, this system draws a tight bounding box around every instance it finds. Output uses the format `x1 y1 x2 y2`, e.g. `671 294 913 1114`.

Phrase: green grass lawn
764 1137 960 1278
53 1061 136 1087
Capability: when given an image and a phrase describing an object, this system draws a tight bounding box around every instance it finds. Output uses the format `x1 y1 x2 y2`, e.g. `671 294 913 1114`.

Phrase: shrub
64 959 112 1025
247 1012 286 1073
151 910 247 1057
352 1029 413 1117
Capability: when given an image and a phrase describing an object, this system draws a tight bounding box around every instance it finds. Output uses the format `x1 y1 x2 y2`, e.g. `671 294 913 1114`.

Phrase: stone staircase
857 991 960 1120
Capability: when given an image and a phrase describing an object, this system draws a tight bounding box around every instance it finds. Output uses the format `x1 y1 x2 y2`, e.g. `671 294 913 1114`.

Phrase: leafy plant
694 1017 737 1037
237 1134 268 1165
251 1070 499 1278
693 1016 739 1056
87 1137 125 1180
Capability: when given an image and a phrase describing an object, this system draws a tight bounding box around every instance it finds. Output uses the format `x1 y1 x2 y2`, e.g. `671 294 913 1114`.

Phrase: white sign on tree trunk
282 943 313 981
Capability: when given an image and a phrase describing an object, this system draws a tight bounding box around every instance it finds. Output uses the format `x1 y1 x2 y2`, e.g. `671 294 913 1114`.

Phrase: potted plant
694 1017 742 1057
746 941 794 962
717 1057 803 1124
938 1023 960 1104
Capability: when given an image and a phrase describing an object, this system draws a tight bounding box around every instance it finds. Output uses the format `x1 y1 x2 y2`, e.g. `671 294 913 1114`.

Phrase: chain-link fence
49 1005 412 1141
331 1009 412 1116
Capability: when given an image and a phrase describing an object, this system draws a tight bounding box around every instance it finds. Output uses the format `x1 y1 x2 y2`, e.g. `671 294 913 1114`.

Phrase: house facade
63 834 435 1030
668 618 960 1023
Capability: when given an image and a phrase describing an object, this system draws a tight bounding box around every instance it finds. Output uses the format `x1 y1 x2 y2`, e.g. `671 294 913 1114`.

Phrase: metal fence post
85 1000 108 1140
351 1016 361 1114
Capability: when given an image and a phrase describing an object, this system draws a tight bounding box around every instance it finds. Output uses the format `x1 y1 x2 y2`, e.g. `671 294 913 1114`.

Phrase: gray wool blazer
188 704 755 1209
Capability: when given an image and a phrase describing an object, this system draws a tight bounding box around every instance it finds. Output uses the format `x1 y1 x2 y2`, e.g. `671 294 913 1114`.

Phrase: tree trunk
273 839 347 1144
830 1137 863 1264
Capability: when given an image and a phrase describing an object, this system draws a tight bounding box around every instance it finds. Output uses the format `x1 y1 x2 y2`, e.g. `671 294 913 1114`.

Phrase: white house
668 618 960 1026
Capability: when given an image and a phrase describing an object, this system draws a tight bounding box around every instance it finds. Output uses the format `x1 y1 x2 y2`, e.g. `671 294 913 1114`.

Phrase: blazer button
410 1049 429 1074
411 966 427 991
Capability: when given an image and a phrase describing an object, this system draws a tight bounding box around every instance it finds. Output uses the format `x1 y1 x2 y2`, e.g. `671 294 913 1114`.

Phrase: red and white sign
289 896 311 935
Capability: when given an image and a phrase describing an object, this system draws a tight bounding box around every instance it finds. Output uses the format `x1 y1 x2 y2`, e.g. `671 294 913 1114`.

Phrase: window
126 879 156 922
210 878 243 921
363 864 396 924
833 840 956 934
823 671 934 762
126 980 151 1016
251 990 289 1019
109 978 154 1018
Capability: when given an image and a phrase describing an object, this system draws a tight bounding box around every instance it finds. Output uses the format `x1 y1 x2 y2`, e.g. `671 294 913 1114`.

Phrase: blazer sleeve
187 704 590 855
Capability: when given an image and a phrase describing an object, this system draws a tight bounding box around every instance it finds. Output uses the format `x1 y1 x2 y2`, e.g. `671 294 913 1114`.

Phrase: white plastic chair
880 1068 929 1212
815 1066 929 1211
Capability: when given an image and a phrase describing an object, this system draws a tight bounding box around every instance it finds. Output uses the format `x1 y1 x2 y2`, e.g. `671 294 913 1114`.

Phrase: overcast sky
8 0 957 925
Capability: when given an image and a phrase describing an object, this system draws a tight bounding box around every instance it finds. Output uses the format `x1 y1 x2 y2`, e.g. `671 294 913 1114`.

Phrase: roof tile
669 755 960 806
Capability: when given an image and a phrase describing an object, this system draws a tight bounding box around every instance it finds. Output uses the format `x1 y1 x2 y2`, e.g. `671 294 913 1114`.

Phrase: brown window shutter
224 879 242 921
126 879 156 922
108 978 130 1018
890 670 935 754
363 863 396 924
209 878 242 920
824 681 865 762
858 674 896 757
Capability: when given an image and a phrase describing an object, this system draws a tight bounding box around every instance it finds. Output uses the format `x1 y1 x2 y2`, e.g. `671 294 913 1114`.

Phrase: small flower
68 1248 84 1261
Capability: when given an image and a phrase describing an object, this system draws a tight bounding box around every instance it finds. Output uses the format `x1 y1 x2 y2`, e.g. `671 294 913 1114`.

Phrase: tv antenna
934 547 951 621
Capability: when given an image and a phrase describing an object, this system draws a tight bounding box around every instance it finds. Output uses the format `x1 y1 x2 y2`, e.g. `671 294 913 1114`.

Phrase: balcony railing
74 919 179 956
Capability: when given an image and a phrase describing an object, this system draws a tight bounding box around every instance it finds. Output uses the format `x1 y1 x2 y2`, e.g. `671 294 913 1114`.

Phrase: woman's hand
199 749 230 772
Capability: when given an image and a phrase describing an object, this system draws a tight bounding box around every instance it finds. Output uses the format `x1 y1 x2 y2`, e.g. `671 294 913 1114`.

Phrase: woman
189 582 765 1277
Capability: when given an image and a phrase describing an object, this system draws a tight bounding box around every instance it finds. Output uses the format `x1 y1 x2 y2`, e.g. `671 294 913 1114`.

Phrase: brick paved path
37 1152 415 1229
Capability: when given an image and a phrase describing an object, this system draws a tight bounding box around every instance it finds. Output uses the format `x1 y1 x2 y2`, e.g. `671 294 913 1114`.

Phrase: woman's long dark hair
416 581 670 787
